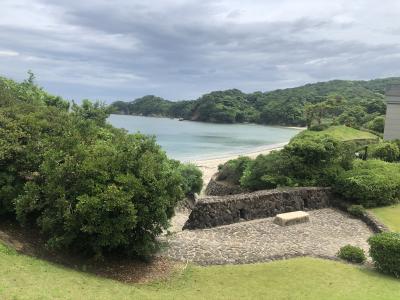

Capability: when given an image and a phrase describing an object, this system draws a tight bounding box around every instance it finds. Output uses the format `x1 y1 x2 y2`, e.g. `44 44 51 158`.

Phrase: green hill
295 126 379 142
111 77 400 126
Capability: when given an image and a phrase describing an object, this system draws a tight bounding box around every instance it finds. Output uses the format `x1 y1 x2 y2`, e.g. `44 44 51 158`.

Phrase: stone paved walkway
160 208 373 265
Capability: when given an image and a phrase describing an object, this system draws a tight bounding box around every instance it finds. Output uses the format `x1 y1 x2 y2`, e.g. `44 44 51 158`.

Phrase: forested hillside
111 77 400 127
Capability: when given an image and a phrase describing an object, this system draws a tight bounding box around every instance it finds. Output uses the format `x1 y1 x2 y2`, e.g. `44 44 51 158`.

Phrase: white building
384 85 400 140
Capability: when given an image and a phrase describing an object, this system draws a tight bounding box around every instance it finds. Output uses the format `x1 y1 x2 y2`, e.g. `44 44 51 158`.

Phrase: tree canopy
0 74 201 259
111 77 399 128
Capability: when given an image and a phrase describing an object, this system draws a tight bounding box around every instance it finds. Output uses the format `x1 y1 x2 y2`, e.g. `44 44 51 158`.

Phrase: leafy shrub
217 156 251 185
393 139 400 149
241 135 353 191
0 76 71 216
368 232 400 277
309 123 330 131
240 151 294 190
369 142 400 162
347 205 366 218
177 163 203 196
366 116 385 133
337 245 366 264
14 130 183 258
1 76 185 258
334 160 400 207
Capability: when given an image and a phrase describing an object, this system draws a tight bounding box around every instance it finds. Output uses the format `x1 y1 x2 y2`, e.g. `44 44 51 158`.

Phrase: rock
205 175 246 196
274 211 310 226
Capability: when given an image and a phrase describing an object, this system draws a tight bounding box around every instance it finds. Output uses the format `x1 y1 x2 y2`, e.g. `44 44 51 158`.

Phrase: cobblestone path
160 208 373 265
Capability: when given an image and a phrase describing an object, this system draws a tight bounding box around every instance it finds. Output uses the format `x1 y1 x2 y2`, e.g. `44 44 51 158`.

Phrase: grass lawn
369 203 400 232
296 125 378 142
0 243 399 300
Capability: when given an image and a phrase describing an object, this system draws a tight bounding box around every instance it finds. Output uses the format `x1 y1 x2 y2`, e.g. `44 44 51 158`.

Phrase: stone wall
184 187 333 230
330 198 390 233
205 176 246 196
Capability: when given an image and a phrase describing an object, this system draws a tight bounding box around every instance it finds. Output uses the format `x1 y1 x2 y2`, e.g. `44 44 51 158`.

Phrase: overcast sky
1 0 400 102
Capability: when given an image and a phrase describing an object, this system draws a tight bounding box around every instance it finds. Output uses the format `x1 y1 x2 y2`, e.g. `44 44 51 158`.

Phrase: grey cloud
1 0 400 102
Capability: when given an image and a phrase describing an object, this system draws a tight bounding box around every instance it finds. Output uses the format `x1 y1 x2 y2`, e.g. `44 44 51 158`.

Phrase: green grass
369 203 400 232
296 126 378 142
0 244 399 300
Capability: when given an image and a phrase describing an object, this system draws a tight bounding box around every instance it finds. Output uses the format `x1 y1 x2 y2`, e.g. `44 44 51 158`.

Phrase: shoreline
185 141 289 163
109 114 305 189
110 114 306 130
188 142 289 193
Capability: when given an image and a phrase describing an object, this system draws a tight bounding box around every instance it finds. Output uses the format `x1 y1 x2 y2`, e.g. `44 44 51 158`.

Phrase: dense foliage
216 125 400 212
240 134 354 190
337 245 366 264
111 77 399 126
366 116 385 133
240 151 294 190
112 95 175 116
334 160 400 208
369 142 400 162
175 163 203 196
0 75 195 258
368 232 400 277
216 156 252 185
347 205 366 218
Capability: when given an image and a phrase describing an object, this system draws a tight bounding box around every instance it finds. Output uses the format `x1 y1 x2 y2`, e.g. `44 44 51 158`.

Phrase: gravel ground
161 208 373 265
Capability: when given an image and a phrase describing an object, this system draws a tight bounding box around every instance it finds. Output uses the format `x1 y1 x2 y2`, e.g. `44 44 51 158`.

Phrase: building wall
384 86 400 140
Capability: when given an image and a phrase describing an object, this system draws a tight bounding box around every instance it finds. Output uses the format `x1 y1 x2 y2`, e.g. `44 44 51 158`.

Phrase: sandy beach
188 142 289 192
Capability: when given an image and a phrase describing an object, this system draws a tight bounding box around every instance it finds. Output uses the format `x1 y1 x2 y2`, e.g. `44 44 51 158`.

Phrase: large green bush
369 142 400 162
0 77 71 216
241 135 353 191
334 160 400 207
217 156 252 185
0 76 185 258
368 232 400 277
176 163 203 196
240 151 294 190
366 115 385 133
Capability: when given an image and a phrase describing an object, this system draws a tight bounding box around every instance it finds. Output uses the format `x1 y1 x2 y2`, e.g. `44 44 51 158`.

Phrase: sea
107 115 301 161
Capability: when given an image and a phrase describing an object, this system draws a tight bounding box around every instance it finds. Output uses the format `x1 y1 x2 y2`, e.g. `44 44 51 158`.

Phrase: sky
1 0 400 103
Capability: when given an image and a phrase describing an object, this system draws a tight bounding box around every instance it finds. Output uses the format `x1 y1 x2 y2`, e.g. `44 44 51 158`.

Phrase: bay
107 115 301 161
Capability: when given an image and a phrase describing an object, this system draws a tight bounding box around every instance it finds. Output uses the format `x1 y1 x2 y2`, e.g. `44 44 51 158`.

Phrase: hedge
368 232 400 277
334 160 400 207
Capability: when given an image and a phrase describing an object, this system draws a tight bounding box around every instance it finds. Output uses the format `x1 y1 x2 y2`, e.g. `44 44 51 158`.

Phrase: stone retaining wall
184 187 333 229
205 176 246 196
360 212 389 233
330 198 390 233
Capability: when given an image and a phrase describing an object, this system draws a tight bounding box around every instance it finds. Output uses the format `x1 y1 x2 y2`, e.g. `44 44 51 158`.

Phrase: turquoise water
108 115 301 161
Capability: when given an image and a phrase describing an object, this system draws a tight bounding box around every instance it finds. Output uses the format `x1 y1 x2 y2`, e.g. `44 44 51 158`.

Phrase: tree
25 70 36 85
367 116 385 133
0 76 186 258
72 99 111 126
110 78 396 127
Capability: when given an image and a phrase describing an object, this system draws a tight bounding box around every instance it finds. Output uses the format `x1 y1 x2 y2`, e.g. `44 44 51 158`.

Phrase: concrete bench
274 211 309 226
